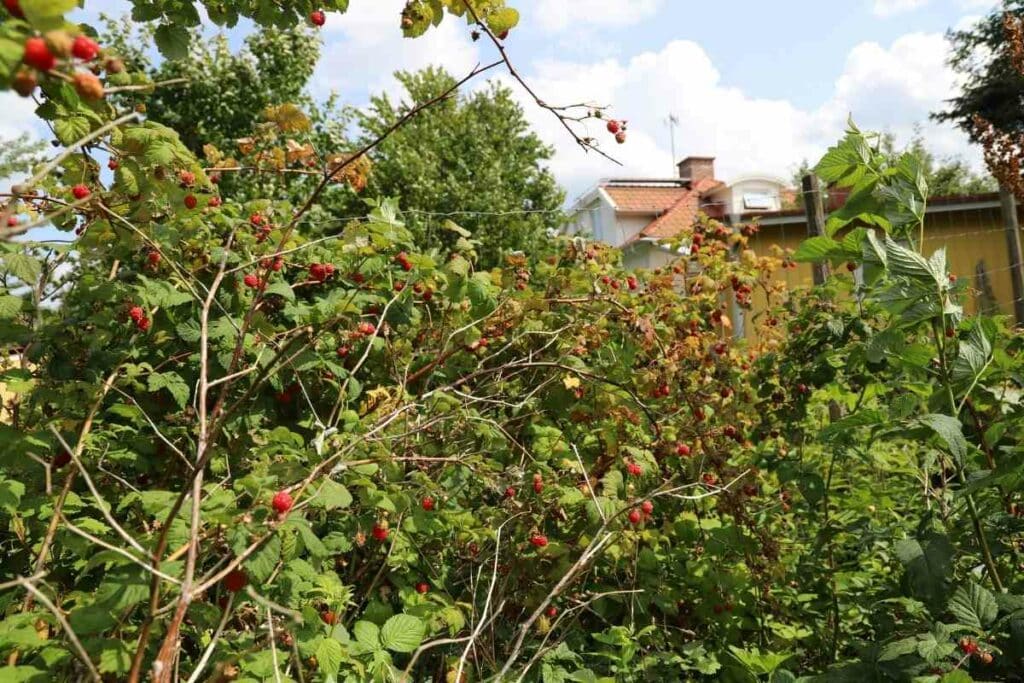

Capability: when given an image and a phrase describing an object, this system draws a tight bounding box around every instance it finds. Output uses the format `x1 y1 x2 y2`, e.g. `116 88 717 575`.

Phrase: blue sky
3 0 1001 204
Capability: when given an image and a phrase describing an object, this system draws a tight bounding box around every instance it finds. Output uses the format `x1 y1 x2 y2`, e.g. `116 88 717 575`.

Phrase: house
568 155 1024 338
566 156 791 270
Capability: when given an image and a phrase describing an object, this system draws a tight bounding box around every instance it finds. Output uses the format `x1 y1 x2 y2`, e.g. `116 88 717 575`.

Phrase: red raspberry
208 196 222 208
372 522 389 542
136 316 151 332
357 321 376 336
243 274 260 288
271 490 293 514
310 9 326 26
545 606 558 618
640 500 654 515
627 276 638 290
72 35 100 61
4 0 24 18
336 345 350 358
626 462 642 477
309 263 328 282
71 184 91 200
223 569 248 592
321 610 339 625
676 443 691 457
6 216 18 228
396 252 413 271
250 213 265 227
606 120 620 134
421 289 433 302
421 496 434 512
615 131 627 144
147 250 160 266
628 508 642 525
107 158 119 171
415 582 429 594
184 194 197 209
23 37 56 72
504 486 516 499
530 534 548 548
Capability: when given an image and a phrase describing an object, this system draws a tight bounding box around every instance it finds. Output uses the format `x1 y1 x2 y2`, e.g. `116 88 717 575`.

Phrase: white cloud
0 93 39 142
499 31 980 200
871 0 930 17
317 0 479 102
529 0 663 33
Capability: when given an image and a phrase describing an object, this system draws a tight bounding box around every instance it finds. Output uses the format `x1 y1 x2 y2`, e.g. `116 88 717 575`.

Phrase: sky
2 0 1003 208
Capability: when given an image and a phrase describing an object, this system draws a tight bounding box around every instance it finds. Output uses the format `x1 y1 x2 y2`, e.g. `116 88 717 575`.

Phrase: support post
1000 187 1024 326
802 174 830 285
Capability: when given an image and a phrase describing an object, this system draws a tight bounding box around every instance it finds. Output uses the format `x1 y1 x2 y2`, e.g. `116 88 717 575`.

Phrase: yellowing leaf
263 103 311 133
563 375 581 390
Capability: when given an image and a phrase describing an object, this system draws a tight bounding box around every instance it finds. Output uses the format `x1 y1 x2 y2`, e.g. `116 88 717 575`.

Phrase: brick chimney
677 156 716 183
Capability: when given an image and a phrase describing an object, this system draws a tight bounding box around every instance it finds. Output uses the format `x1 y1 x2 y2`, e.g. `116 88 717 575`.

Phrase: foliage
3 0 1024 681
935 1 1024 139
0 133 45 181
343 67 565 269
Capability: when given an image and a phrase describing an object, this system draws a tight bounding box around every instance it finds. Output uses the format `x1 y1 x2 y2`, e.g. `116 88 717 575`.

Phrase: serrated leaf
0 295 22 318
380 614 424 653
918 414 968 462
5 253 40 284
316 638 344 674
353 620 380 651
154 24 191 61
54 116 92 146
264 281 295 301
309 479 352 510
147 372 190 409
948 582 997 630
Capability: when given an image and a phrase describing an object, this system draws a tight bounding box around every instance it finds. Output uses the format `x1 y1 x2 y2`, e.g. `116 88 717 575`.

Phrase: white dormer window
742 192 775 210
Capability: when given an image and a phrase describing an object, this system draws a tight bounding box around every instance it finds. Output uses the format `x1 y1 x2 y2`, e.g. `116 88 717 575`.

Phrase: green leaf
245 534 282 583
147 372 190 409
5 253 40 284
53 116 92 147
793 236 842 264
894 531 953 610
918 414 968 462
379 614 425 653
0 295 23 319
948 582 998 630
0 476 25 512
309 479 352 510
98 639 132 675
353 620 381 651
264 281 295 301
154 24 191 61
20 0 76 26
0 667 49 683
316 637 344 675
884 236 935 284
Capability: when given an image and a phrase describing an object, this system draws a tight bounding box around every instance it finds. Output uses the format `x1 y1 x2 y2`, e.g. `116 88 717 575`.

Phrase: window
742 192 775 210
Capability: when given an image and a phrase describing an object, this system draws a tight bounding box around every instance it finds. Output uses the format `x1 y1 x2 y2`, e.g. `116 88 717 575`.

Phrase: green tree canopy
935 1 1024 138
346 67 565 268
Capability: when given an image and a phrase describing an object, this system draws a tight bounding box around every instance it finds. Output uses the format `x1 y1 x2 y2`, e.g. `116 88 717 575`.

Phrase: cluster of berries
128 305 150 332
605 119 628 145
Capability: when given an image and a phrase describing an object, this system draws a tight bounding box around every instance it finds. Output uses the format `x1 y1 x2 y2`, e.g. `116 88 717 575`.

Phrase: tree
0 133 44 180
347 67 565 268
935 1 1024 139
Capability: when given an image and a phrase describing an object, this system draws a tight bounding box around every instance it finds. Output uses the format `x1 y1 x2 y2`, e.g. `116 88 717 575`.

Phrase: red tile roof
604 185 689 212
633 178 724 241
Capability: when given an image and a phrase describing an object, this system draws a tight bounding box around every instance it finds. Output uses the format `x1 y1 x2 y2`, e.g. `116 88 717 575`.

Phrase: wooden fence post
999 187 1024 326
802 174 830 285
